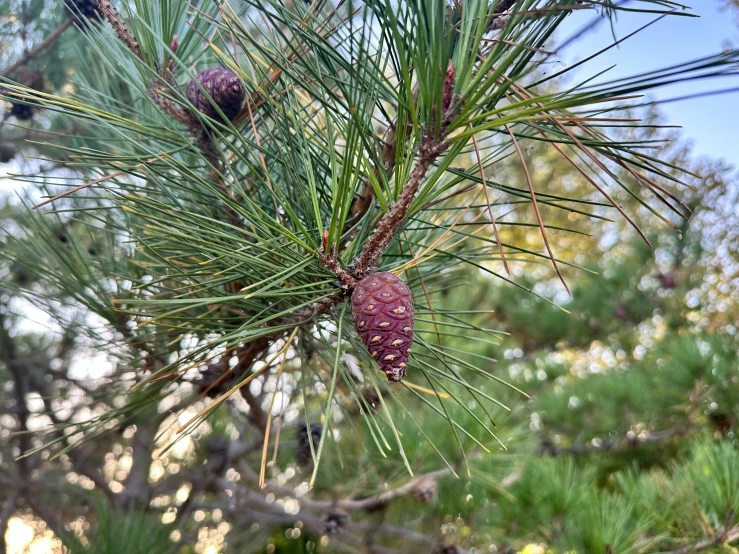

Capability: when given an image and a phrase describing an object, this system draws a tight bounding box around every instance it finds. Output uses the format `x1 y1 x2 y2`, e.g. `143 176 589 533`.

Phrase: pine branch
1 19 74 78
242 464 452 511
354 133 450 277
667 524 739 554
91 0 142 60
539 426 696 456
343 99 413 238
90 0 196 129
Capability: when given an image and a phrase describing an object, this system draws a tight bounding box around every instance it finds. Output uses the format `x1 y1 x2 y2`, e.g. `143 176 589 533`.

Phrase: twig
33 156 161 209
241 464 451 511
341 86 419 248
471 134 510 275
0 313 30 481
91 0 142 60
1 19 74 79
667 524 739 554
539 426 696 456
354 136 449 277
353 61 458 277
319 231 358 288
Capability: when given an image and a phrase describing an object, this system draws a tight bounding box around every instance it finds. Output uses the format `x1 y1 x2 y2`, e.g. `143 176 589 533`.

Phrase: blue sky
553 1 739 165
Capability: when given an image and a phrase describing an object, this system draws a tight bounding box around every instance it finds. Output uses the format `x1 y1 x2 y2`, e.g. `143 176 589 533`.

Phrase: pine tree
1 1 739 553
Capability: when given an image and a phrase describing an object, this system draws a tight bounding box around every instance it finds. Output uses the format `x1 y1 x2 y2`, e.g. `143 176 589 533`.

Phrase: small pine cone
15 67 44 92
64 0 102 21
195 360 231 398
351 272 414 382
296 422 322 467
360 388 382 413
0 143 16 164
323 509 349 535
410 475 438 504
10 104 33 120
7 67 44 121
187 68 245 122
658 273 676 289
205 435 231 475
709 412 733 434
434 545 460 554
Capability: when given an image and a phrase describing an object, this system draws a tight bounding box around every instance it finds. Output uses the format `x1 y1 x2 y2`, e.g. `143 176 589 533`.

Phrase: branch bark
240 463 452 512
539 426 696 456
91 0 142 60
354 135 449 277
667 524 739 554
1 19 74 79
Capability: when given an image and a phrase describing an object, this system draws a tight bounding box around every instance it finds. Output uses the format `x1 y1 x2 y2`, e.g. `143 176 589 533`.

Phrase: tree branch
240 463 452 512
667 524 739 554
354 135 450 277
121 407 161 508
539 426 696 456
1 19 74 78
91 0 142 60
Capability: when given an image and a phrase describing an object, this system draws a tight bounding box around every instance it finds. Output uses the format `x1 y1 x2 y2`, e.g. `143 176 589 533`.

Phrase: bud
442 59 455 113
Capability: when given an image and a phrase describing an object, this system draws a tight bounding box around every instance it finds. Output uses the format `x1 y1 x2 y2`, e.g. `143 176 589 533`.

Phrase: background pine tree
1 1 739 553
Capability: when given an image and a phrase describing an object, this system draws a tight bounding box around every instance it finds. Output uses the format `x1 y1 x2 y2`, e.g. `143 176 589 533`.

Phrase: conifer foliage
1 0 739 552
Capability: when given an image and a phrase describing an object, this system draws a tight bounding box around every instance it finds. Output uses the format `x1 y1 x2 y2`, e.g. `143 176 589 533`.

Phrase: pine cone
410 475 438 504
9 104 33 120
351 272 414 382
296 422 322 467
433 545 460 554
323 509 349 535
195 360 231 398
64 0 102 21
187 68 245 122
6 67 44 121
709 412 733 434
0 143 16 164
205 435 230 475
360 388 382 413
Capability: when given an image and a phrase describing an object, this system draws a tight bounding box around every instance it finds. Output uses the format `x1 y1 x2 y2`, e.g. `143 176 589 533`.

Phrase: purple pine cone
64 0 102 21
351 272 414 382
187 67 245 122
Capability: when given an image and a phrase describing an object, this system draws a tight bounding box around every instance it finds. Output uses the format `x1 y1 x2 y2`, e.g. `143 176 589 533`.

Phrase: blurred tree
1 1 738 554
